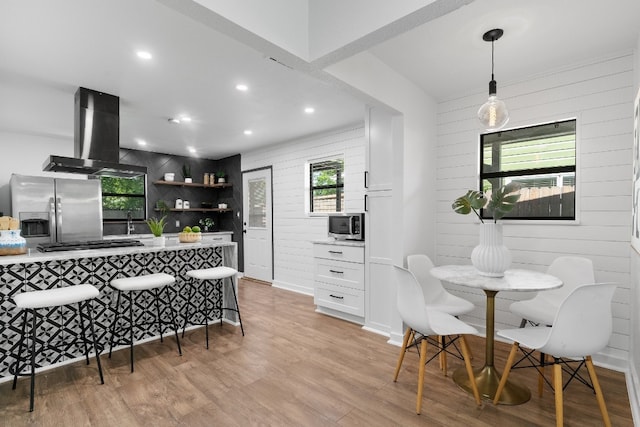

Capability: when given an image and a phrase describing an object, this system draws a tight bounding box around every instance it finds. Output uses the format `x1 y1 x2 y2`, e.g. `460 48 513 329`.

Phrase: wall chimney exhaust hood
43 87 147 178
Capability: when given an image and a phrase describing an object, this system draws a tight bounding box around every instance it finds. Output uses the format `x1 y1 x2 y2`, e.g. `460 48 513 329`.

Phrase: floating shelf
155 208 232 213
153 180 231 188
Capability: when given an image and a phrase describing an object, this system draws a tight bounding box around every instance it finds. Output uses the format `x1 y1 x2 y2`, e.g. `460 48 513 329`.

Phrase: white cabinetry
364 106 403 341
313 242 365 324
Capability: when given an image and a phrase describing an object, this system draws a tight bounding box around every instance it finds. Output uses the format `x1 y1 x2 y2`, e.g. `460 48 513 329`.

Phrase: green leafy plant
215 171 225 179
452 183 521 223
199 217 214 229
155 200 170 216
182 163 192 179
145 216 167 237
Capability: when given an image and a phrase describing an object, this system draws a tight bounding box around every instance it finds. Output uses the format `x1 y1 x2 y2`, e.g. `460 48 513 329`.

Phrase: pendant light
477 28 509 131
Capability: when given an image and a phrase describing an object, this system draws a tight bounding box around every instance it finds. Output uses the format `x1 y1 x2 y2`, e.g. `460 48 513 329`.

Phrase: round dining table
430 265 562 405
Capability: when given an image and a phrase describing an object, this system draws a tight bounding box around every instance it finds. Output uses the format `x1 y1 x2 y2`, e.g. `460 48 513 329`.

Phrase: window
480 119 576 220
309 158 344 213
101 175 147 221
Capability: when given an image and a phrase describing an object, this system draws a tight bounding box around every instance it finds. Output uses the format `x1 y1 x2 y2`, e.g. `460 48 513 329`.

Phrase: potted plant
146 215 167 246
182 163 192 183
199 217 214 232
452 183 520 276
155 200 170 216
452 182 520 223
215 171 226 184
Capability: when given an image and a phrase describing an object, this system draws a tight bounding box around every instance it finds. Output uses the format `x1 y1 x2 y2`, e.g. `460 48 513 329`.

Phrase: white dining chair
407 254 475 374
493 282 616 427
392 265 481 414
509 256 595 327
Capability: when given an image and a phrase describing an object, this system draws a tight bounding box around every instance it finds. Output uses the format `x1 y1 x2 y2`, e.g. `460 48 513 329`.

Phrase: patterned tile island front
0 241 237 379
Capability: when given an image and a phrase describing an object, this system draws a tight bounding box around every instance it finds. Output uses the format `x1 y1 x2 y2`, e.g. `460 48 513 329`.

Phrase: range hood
43 87 147 178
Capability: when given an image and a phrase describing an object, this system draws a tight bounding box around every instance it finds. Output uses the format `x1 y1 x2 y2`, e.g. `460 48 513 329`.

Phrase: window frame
479 118 578 222
100 175 148 222
306 155 345 215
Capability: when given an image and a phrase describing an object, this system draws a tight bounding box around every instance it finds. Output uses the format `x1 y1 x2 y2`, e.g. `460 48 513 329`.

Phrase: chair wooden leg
585 356 611 427
461 334 473 361
394 327 412 382
538 352 546 397
493 342 519 405
460 335 480 406
416 338 428 415
553 362 563 427
440 336 448 376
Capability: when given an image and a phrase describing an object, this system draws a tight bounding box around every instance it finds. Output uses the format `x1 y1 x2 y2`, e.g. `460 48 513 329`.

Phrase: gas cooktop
37 239 145 252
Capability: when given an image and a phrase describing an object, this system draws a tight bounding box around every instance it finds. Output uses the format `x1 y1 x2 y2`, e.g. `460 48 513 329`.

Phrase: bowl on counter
178 232 202 243
200 202 213 208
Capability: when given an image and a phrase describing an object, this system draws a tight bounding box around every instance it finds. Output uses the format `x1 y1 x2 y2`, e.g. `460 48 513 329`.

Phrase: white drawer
315 260 364 290
202 234 232 242
314 284 364 317
313 244 364 263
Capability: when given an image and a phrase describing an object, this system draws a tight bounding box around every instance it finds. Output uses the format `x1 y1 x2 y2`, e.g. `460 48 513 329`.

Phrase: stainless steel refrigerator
10 174 103 247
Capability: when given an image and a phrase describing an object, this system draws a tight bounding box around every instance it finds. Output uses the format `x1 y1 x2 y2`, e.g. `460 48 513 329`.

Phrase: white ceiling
1 0 639 161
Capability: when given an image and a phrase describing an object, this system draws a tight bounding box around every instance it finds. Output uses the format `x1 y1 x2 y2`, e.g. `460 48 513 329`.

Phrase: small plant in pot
452 182 521 223
146 216 167 246
452 183 520 276
199 217 214 232
182 164 192 183
215 171 226 183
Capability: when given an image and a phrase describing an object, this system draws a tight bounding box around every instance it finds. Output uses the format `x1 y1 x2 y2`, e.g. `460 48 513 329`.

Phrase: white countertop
103 231 233 240
312 239 365 247
0 240 236 265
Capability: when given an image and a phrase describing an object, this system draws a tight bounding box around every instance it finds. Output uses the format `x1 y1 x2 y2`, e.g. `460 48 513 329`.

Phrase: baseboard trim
627 363 640 426
271 279 313 296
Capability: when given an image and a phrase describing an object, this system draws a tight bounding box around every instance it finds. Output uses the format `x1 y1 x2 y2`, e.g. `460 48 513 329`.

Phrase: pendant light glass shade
478 81 509 130
479 29 509 131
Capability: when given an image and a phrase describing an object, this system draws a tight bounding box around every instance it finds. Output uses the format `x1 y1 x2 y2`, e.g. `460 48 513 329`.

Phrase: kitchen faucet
126 211 135 235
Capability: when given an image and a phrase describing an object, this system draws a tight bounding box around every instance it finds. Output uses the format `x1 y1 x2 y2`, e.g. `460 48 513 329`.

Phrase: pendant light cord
491 38 495 81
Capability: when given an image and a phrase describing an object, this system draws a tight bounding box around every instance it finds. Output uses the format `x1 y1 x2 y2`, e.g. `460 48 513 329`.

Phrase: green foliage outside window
101 176 146 220
310 158 344 213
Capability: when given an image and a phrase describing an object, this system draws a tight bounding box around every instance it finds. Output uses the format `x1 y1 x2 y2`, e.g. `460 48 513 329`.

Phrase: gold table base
452 365 531 405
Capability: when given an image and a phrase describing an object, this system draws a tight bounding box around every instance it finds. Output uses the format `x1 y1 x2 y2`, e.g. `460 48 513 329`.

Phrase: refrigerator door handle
48 197 57 243
55 197 62 242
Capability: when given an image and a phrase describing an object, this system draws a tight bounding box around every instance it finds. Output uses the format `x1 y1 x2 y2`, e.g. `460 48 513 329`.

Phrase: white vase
184 177 192 183
471 223 511 277
152 236 166 246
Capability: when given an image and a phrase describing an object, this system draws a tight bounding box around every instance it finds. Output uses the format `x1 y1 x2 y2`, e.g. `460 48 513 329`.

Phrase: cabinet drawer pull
329 294 344 300
328 250 343 254
329 269 344 274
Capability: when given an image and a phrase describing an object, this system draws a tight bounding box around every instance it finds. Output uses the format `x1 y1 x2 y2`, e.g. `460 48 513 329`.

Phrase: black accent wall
103 148 243 271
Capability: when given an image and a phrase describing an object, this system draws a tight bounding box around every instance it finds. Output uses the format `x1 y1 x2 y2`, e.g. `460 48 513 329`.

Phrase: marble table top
430 264 562 292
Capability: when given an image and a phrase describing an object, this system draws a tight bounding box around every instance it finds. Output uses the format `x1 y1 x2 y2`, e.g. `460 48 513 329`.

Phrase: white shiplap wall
436 52 635 368
241 125 365 295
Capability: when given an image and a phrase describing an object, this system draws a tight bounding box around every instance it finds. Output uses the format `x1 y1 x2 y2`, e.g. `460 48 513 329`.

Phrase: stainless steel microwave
327 213 364 241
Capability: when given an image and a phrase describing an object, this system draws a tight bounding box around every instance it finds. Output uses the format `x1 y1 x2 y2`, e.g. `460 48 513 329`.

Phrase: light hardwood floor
0 279 634 426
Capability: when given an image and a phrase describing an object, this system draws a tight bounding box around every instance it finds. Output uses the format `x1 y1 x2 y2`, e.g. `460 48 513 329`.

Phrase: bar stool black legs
12 285 104 412
182 266 244 348
108 273 182 373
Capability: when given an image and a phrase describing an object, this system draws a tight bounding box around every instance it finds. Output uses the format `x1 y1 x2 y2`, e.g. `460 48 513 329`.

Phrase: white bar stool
12 284 104 412
182 266 244 348
108 272 182 372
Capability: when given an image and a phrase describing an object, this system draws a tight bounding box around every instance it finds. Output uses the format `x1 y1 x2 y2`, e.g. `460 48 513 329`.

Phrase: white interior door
242 168 273 282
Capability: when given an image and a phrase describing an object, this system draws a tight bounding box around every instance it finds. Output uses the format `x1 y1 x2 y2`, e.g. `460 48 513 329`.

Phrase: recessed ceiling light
187 147 196 154
304 107 315 114
236 84 248 91
135 138 147 146
136 51 152 60
168 118 180 124
244 130 253 135
180 116 192 122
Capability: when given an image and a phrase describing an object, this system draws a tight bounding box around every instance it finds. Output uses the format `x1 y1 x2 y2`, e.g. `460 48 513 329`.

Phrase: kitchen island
0 240 237 379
